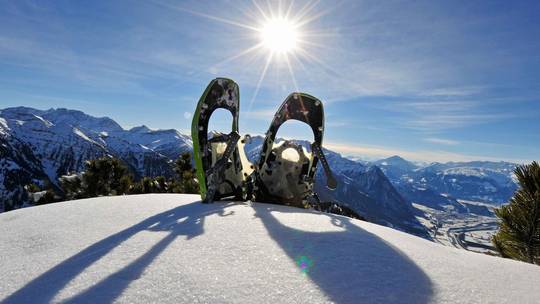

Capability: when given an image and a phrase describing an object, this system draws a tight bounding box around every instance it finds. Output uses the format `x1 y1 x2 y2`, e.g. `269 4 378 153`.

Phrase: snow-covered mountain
0 107 192 210
1 194 539 304
415 161 517 204
375 156 518 206
373 155 419 180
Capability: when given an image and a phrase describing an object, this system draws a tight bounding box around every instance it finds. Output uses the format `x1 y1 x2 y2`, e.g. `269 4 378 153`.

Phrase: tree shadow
2 201 234 304
252 204 434 303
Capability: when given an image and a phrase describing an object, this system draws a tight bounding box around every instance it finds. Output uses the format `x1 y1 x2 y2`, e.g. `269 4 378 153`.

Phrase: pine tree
34 190 56 205
154 176 168 193
172 152 199 194
174 153 194 176
25 182 58 205
131 177 160 194
493 161 540 264
59 174 83 200
26 183 41 193
57 156 198 199
81 158 133 197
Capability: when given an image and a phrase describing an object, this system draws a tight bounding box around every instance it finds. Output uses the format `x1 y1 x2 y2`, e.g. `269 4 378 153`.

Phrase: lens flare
296 255 313 274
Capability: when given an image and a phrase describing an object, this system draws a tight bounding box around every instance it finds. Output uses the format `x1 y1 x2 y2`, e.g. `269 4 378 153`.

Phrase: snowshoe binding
255 93 337 207
191 78 255 203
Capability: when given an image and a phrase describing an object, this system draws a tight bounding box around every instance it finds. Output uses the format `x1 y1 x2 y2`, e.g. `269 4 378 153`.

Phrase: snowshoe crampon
256 93 337 207
191 78 254 203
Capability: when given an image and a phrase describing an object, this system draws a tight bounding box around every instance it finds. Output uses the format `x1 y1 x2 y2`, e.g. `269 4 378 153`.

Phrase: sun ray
292 0 321 24
236 3 265 26
301 29 339 38
290 51 309 75
251 0 270 22
213 42 265 68
165 4 260 31
294 2 343 28
296 38 335 50
237 50 267 78
284 54 299 91
296 46 341 77
248 51 274 112
265 0 276 20
284 0 295 19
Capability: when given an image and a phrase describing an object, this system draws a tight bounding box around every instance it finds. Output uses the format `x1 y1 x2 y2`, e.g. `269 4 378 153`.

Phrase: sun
179 0 333 108
259 17 299 54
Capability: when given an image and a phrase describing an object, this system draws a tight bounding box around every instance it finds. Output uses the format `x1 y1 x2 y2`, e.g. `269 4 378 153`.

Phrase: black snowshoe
255 92 337 207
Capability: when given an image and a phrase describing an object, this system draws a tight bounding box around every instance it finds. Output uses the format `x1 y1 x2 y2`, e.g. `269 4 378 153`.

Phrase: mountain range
0 107 519 238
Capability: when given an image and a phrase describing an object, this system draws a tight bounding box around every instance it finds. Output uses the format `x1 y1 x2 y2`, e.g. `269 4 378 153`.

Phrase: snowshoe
255 93 337 207
191 78 255 203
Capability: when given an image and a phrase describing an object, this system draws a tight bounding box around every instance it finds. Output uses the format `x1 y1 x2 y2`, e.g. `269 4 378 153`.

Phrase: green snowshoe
191 78 255 203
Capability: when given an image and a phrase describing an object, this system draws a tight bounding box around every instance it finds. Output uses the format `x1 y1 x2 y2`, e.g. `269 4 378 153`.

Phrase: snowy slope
1 194 539 304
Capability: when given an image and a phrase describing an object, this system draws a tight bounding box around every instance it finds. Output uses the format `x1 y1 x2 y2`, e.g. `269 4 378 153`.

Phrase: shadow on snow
3 200 433 304
252 204 434 303
2 201 234 304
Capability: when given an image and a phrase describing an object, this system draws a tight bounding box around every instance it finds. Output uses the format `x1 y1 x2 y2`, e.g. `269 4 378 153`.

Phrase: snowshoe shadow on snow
191 78 255 203
255 92 337 208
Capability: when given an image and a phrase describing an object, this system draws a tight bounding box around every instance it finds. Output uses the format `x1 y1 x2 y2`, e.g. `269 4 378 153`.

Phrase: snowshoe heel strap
311 143 337 190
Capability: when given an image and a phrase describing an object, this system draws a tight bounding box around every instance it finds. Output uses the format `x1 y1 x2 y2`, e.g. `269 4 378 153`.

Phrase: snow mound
1 194 539 303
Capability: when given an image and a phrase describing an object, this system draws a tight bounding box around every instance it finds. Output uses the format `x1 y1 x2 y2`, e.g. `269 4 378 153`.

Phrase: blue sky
1 0 539 163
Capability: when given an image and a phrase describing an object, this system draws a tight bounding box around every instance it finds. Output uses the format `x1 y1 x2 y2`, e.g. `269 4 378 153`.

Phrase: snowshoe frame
191 78 253 202
256 92 336 205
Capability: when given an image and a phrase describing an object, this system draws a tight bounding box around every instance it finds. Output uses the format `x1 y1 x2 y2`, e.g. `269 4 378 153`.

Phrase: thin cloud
419 86 486 97
370 97 523 132
243 109 276 119
326 121 350 127
424 137 460 145
325 141 529 164
403 113 515 131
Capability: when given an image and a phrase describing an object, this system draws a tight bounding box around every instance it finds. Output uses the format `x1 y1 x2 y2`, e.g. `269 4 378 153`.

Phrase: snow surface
73 128 95 144
0 117 9 130
1 194 540 304
32 114 54 128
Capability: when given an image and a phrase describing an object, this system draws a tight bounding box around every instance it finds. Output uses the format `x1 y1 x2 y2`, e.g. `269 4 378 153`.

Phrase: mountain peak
374 155 417 171
129 125 152 133
387 155 407 161
1 106 43 117
3 106 42 112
